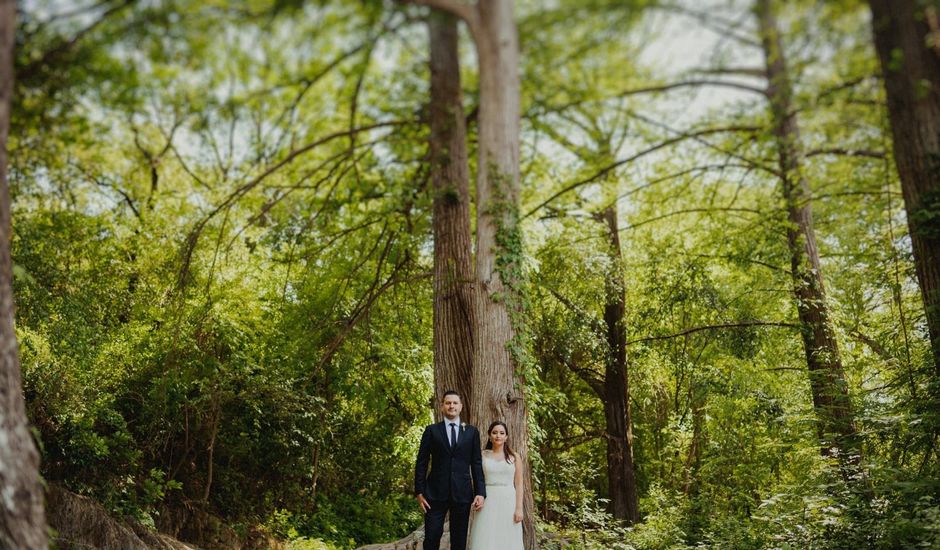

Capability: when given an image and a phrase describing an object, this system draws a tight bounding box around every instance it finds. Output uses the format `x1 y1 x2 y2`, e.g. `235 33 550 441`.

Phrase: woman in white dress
468 421 525 550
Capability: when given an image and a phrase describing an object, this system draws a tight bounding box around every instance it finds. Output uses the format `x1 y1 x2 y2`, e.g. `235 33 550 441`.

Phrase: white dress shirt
445 417 461 446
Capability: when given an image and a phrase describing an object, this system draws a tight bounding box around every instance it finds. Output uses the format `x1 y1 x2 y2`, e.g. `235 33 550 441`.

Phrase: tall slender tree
868 0 940 379
429 12 476 411
531 118 642 522
598 203 640 523
756 0 861 463
0 1 48 546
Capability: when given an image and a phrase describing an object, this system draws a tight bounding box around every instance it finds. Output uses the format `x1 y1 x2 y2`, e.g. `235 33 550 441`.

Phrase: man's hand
513 507 523 523
472 495 485 511
417 494 431 513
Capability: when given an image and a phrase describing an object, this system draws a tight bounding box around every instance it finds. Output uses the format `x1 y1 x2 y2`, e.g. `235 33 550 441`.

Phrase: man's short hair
442 390 461 401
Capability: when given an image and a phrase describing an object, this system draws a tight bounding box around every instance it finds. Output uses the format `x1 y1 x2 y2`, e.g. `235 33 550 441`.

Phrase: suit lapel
437 421 454 456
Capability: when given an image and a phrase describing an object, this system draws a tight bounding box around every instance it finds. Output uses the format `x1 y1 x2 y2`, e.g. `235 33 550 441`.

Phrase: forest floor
46 485 285 550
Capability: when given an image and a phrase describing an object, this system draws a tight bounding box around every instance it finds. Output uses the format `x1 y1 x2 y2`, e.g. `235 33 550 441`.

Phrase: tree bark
413 1 536 545
869 0 940 377
682 384 706 537
429 12 476 411
756 0 861 462
468 2 536 547
599 205 640 524
468 1 522 434
0 2 49 547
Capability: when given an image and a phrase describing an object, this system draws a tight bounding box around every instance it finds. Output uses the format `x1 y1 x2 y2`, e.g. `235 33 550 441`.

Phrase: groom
414 390 485 550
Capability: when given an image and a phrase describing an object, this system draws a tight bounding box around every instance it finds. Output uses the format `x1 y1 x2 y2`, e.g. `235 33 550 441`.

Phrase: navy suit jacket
414 421 486 503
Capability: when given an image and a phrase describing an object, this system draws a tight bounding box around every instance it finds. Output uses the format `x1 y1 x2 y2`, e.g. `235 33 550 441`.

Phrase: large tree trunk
869 0 940 377
469 1 523 434
599 205 640 524
757 0 861 462
469 2 536 547
0 2 49 547
429 12 476 410
413 1 536 545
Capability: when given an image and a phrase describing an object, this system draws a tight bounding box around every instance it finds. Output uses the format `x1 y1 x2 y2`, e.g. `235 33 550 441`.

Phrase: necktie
450 423 457 447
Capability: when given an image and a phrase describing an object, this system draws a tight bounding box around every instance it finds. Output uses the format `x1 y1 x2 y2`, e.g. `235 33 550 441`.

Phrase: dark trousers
424 498 471 550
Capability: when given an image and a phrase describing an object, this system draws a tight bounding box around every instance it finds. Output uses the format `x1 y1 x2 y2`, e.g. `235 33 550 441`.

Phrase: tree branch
542 430 604 450
615 79 767 98
587 163 757 213
524 125 760 218
537 286 608 397
404 0 477 32
688 253 785 272
814 75 878 102
177 119 412 289
626 321 799 346
623 207 762 232
694 67 766 78
541 285 607 340
534 80 767 116
314 237 412 373
805 148 885 160
848 328 892 362
563 357 606 400
623 110 780 178
35 1 112 23
20 0 135 79
655 3 761 48
77 164 141 220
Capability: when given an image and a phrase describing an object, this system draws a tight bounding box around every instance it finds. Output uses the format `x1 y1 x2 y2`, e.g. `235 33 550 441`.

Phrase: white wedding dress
468 450 524 550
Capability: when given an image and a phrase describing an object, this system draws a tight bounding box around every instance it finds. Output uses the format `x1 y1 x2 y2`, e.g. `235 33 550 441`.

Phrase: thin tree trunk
682 387 704 496
599 205 640 524
202 398 221 503
310 441 320 512
757 0 861 462
429 12 476 411
0 2 49 546
869 0 940 377
682 385 705 537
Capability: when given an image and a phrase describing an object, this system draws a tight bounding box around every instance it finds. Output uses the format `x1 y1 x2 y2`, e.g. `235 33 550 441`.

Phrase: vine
485 161 538 388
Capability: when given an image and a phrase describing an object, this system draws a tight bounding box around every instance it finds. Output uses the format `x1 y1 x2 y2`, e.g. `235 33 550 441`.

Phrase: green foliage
910 187 940 240
9 0 940 549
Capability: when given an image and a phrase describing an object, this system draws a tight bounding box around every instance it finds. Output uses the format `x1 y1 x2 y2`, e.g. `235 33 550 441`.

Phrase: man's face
441 394 462 420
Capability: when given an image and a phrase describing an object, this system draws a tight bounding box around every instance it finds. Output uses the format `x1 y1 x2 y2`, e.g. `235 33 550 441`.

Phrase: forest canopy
2 0 939 548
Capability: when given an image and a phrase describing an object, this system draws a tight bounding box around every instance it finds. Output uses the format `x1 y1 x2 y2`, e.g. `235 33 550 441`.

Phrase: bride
468 421 524 550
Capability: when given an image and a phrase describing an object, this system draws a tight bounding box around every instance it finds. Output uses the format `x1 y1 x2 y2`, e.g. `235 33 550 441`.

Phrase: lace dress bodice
482 451 515 487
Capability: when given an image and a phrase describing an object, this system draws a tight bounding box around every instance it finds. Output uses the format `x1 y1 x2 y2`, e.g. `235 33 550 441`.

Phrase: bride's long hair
484 421 515 464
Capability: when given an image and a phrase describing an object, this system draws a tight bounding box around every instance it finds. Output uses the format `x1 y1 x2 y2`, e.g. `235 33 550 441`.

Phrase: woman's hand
513 507 523 523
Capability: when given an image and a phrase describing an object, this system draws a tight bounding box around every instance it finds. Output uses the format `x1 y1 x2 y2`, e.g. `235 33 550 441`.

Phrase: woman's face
489 425 508 446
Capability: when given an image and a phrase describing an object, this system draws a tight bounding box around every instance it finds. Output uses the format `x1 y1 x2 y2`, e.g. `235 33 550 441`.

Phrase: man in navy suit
415 390 485 550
